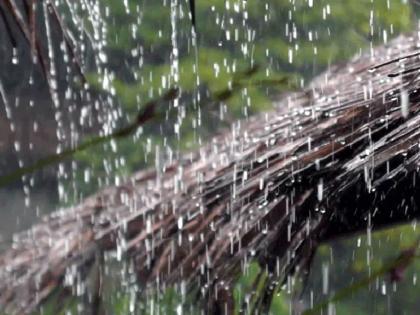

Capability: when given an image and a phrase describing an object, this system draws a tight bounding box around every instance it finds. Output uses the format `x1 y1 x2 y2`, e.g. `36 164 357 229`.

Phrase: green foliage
105 288 195 315
233 262 289 314
306 223 420 314
34 290 79 315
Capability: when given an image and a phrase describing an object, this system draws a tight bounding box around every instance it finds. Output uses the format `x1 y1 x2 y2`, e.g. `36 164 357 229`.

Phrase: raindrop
12 48 18 65
178 216 184 230
317 178 323 201
401 89 409 118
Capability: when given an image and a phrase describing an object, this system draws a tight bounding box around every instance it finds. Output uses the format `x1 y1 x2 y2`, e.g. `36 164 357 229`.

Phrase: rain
0 0 420 314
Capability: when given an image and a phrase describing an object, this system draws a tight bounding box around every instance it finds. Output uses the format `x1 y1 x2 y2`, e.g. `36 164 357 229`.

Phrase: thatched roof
2 26 420 313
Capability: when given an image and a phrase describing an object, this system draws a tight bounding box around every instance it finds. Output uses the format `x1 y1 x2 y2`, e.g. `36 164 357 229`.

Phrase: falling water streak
317 178 323 202
0 81 18 165
43 2 59 109
0 80 11 119
170 0 180 108
401 89 409 118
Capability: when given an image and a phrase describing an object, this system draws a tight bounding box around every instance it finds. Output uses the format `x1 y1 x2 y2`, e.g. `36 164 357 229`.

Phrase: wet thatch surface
2 22 420 313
